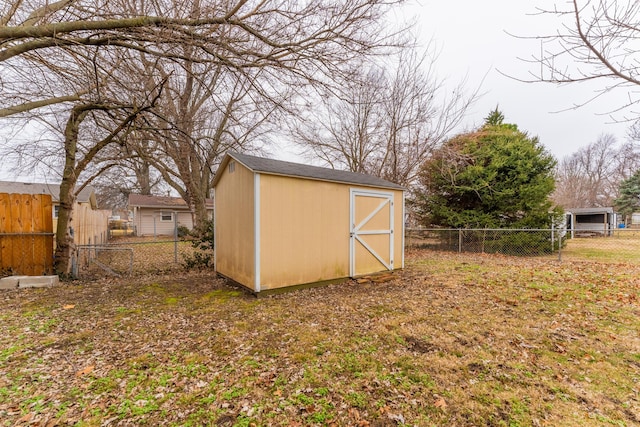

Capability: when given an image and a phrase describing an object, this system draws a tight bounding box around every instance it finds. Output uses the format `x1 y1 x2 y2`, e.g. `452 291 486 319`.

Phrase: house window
160 211 174 222
229 161 235 173
54 205 59 218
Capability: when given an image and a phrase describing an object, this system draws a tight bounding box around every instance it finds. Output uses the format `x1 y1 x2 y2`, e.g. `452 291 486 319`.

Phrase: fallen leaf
63 304 75 310
434 397 447 409
75 365 95 377
18 413 33 423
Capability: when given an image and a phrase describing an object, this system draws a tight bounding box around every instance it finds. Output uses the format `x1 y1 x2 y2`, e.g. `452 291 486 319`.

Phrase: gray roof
214 152 405 190
128 194 213 209
0 181 96 204
567 207 615 214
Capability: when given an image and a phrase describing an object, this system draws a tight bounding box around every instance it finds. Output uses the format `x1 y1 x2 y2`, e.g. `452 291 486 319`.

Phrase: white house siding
177 212 194 229
135 209 194 236
574 222 607 234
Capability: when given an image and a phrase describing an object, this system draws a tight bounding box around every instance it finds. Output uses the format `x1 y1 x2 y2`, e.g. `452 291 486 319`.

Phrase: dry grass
563 233 640 264
1 251 639 426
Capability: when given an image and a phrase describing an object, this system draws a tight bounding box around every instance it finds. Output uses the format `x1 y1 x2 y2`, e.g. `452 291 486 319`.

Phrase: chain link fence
406 227 640 263
71 226 640 279
73 237 200 278
405 228 563 258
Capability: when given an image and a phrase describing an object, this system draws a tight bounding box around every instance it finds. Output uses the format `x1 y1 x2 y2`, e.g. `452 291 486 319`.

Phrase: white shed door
350 189 394 277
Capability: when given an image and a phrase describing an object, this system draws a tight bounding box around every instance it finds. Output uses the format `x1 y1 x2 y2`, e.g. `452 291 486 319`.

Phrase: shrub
183 219 214 269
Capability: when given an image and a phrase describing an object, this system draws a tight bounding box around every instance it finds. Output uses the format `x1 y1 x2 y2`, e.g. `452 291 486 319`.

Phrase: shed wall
258 175 404 290
214 162 255 288
259 175 350 290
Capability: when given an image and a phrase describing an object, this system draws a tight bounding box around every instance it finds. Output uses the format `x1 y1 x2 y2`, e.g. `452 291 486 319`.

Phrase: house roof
212 152 405 190
0 181 97 207
567 207 615 215
128 194 214 210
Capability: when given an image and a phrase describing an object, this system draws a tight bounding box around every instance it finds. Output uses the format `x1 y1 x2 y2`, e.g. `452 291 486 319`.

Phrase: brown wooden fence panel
0 194 11 273
0 193 54 276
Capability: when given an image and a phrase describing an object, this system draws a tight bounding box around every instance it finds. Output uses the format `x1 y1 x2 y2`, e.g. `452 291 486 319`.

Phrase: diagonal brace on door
354 234 392 270
354 198 390 232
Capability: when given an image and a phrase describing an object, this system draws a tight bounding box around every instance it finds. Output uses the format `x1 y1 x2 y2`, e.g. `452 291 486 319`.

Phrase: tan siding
215 162 255 289
259 175 350 290
355 195 391 231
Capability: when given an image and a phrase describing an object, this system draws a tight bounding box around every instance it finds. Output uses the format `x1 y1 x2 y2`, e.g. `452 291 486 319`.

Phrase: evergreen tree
614 170 640 224
415 110 562 229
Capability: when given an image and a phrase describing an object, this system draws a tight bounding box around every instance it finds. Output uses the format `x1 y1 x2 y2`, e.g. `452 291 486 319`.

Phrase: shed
565 207 617 237
212 152 405 293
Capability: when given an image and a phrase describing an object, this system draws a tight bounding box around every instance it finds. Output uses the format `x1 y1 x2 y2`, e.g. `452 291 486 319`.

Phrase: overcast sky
399 0 632 160
275 0 632 164
2 1 633 182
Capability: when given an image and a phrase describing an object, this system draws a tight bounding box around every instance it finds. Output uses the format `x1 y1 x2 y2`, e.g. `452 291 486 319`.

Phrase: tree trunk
54 107 85 276
191 190 209 233
135 159 153 195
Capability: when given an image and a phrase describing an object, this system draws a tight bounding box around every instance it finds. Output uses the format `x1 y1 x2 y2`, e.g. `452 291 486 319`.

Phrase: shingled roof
213 152 405 190
0 181 97 206
128 194 213 209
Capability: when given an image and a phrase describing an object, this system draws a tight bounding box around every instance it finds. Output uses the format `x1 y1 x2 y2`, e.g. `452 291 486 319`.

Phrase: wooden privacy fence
70 204 110 246
0 193 54 276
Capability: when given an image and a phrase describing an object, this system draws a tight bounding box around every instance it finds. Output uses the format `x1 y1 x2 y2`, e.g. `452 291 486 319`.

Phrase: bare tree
1 0 403 117
553 133 640 208
524 0 640 119
1 0 406 273
127 56 279 231
293 45 476 187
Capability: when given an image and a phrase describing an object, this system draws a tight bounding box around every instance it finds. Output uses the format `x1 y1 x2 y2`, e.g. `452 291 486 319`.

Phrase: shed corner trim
254 172 261 292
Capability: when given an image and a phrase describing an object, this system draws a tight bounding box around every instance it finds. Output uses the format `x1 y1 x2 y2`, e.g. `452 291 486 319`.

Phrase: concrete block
0 276 22 290
17 276 59 288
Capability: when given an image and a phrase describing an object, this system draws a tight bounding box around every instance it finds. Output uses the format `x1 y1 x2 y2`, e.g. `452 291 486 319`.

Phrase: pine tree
614 170 640 224
415 109 561 229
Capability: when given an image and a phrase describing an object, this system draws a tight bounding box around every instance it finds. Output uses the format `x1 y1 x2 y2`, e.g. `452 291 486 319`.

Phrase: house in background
0 181 110 246
565 207 618 237
128 194 213 236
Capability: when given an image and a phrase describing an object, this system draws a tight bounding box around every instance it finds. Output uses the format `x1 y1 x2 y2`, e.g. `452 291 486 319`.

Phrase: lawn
563 232 640 264
1 251 639 426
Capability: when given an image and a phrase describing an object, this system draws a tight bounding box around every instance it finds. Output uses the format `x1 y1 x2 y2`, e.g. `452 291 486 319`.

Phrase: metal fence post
72 250 78 278
558 231 562 262
174 211 178 263
458 229 462 253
